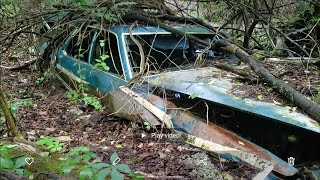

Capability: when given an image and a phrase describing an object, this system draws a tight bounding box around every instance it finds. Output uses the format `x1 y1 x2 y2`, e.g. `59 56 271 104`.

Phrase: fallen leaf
138 143 143 149
158 152 167 159
237 141 245 146
273 100 281 105
57 136 72 142
38 111 48 116
257 95 264 100
45 128 56 132
26 130 36 135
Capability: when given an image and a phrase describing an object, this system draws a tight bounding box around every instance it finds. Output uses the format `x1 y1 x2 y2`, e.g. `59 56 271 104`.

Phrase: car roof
88 24 213 34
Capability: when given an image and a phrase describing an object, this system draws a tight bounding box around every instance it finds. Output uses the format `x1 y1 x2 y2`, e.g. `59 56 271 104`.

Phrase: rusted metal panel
114 86 298 176
145 67 320 133
167 108 297 176
106 89 161 126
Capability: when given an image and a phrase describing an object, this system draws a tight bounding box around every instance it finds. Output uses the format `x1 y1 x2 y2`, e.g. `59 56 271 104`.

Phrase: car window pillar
88 31 98 65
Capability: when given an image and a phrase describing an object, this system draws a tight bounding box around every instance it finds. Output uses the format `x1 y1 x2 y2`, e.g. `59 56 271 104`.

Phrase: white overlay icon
288 157 295 166
199 157 207 165
141 133 146 138
25 157 34 165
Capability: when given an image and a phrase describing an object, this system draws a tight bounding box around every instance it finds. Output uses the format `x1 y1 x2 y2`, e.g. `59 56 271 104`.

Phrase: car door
56 29 127 94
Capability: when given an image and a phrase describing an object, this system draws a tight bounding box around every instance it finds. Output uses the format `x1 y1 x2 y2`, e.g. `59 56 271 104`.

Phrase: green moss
180 133 188 141
187 136 196 144
9 149 62 174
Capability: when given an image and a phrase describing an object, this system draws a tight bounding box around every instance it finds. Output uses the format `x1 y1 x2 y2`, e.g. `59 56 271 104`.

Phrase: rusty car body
40 23 320 178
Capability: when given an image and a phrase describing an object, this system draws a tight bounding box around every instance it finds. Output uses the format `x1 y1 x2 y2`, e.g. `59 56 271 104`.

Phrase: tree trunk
0 81 23 139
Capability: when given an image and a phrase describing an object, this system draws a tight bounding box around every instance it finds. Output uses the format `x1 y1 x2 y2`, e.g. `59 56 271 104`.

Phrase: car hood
144 67 320 133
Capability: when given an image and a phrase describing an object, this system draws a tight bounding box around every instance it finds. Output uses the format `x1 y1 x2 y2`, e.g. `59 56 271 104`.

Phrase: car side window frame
64 30 96 65
91 30 125 79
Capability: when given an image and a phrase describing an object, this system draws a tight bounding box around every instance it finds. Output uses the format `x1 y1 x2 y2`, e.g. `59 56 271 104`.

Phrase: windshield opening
125 33 216 73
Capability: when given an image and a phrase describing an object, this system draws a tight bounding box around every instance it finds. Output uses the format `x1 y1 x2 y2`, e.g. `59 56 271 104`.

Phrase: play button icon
141 133 146 138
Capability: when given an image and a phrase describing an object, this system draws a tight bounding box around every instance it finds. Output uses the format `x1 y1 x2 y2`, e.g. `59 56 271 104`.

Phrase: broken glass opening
92 31 124 77
125 33 216 73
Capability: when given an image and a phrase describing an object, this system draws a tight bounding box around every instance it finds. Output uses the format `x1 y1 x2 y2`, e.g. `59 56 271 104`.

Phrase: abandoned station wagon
40 23 320 178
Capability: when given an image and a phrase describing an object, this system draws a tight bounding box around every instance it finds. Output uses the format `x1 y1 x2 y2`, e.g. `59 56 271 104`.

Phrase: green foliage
67 91 105 111
0 145 28 176
0 98 33 117
289 2 319 26
287 134 298 143
96 152 131 180
5 102 18 116
115 144 122 149
83 93 102 110
143 121 151 131
66 66 105 111
0 0 17 17
19 99 33 106
252 51 265 61
267 87 273 92
61 146 97 175
202 1 226 22
95 40 110 71
129 171 144 180
67 90 79 102
188 93 198 99
76 67 87 80
61 147 133 180
271 18 281 25
46 0 136 22
36 137 65 152
257 95 264 101
35 71 49 85
95 55 110 71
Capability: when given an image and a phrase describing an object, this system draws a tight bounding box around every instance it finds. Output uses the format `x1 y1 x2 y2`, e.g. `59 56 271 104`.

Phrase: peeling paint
145 67 320 133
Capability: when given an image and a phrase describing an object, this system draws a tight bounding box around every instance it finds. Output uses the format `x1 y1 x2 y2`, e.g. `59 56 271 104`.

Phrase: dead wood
0 170 27 180
158 15 230 39
213 63 253 79
125 14 212 49
0 58 37 71
135 171 185 179
129 14 320 123
216 40 320 123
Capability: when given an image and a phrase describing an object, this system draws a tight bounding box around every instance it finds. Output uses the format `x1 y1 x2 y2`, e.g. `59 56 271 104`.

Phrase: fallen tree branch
0 58 37 71
213 63 254 79
0 170 27 180
216 40 320 123
127 21 146 85
128 14 320 123
158 14 230 39
135 171 185 179
265 57 320 67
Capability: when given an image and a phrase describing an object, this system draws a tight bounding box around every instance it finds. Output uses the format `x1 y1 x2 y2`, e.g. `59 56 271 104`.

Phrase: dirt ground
0 54 258 179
